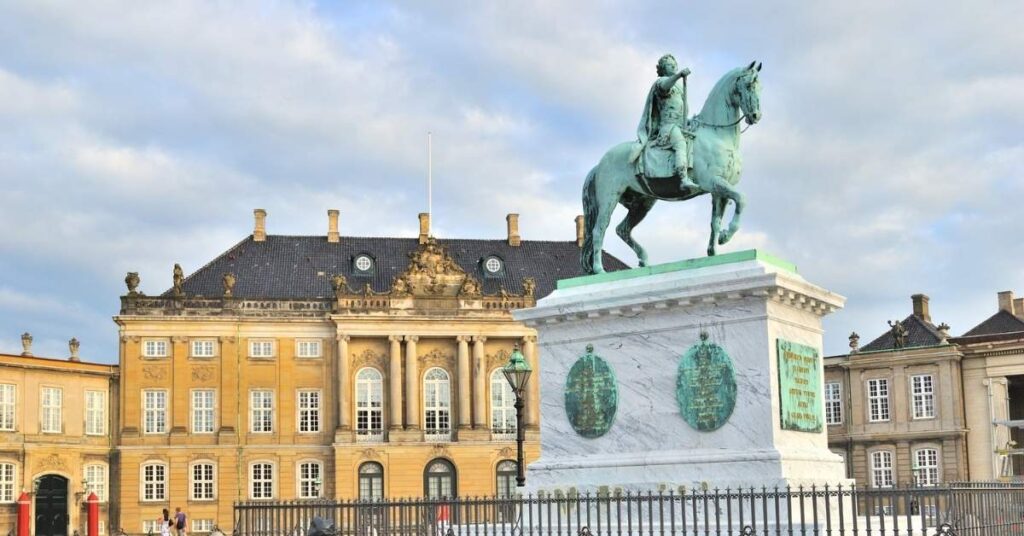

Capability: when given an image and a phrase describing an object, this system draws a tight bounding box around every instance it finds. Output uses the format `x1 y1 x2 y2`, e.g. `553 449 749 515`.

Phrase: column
457 336 471 430
405 336 420 429
472 336 487 428
389 336 403 430
523 335 540 428
337 335 351 430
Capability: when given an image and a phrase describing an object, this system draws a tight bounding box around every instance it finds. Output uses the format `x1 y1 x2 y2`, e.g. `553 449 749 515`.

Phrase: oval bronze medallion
564 344 618 438
676 332 737 431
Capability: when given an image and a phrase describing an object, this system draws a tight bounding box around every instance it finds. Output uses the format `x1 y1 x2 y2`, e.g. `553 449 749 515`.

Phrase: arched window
141 461 167 501
870 451 894 488
356 368 384 443
0 463 16 503
297 460 323 499
914 448 940 486
84 463 108 502
423 368 451 441
250 461 275 499
189 461 216 501
358 462 384 500
495 460 517 498
423 458 456 499
490 369 516 440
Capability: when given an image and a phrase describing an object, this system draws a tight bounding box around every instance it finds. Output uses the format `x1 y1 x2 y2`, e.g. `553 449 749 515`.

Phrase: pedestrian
159 508 172 536
174 506 188 536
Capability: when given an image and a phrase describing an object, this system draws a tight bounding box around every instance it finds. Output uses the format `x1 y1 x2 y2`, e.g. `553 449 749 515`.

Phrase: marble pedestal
513 250 849 493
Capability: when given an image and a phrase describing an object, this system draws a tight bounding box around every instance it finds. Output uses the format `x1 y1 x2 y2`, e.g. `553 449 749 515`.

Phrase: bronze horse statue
581 62 763 274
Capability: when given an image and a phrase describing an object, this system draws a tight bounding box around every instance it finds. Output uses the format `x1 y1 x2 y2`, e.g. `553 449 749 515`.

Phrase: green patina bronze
676 332 737 431
776 339 823 433
564 344 618 438
580 57 763 274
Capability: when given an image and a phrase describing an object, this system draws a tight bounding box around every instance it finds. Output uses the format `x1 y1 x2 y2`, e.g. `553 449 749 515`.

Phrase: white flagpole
428 132 432 234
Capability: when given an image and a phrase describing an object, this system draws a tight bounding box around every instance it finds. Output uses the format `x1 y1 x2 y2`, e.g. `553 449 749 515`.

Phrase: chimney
68 338 80 362
327 210 340 243
1015 298 1024 319
20 332 32 357
418 213 430 244
506 213 521 246
911 294 931 323
253 209 267 242
575 215 585 248
998 291 1015 314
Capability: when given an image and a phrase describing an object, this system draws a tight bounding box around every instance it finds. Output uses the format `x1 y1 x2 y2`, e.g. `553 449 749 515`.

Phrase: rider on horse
634 54 700 192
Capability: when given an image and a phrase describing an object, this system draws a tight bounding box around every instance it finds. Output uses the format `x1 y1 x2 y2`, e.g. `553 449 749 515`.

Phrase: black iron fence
233 483 1024 536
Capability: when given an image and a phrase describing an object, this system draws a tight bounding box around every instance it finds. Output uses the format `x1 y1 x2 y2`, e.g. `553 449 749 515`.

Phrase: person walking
159 508 172 536
174 506 188 536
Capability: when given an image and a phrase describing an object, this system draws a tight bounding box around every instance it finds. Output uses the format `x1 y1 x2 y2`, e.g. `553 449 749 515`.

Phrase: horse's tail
581 166 599 273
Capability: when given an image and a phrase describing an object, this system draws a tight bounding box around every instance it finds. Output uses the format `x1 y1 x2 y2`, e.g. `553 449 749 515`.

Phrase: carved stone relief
192 365 216 382
142 366 168 381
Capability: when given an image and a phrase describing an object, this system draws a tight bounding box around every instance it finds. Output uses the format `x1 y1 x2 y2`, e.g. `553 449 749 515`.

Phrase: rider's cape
631 80 676 179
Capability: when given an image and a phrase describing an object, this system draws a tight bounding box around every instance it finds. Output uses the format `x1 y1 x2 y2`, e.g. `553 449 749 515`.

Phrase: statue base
513 250 849 492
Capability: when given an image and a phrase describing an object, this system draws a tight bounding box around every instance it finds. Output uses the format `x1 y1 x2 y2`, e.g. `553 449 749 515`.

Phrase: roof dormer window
481 255 504 278
353 254 375 275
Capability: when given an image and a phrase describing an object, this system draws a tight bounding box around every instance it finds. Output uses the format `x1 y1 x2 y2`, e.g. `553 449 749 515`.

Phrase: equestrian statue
581 55 763 274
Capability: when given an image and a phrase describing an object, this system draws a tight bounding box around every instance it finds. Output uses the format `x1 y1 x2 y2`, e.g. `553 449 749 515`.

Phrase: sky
1 1 1022 363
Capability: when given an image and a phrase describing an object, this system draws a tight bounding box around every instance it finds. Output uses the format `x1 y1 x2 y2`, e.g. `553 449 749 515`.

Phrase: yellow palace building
109 209 623 533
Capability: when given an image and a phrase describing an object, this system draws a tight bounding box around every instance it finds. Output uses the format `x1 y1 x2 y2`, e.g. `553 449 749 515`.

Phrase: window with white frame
914 448 940 486
358 462 384 500
911 374 935 419
143 390 167 434
0 463 14 502
250 390 274 433
867 378 890 422
142 339 168 358
0 384 15 431
824 382 842 425
192 390 216 433
85 390 106 435
298 390 321 433
355 368 383 440
141 462 167 501
250 462 274 499
296 340 321 358
142 520 162 534
491 369 516 438
423 368 451 439
871 451 894 488
298 461 322 498
191 339 216 358
192 520 214 533
249 340 274 358
41 387 62 433
84 464 107 502
191 462 216 500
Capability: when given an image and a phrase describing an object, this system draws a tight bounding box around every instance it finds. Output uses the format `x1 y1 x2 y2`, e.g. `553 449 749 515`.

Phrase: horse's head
735 61 762 125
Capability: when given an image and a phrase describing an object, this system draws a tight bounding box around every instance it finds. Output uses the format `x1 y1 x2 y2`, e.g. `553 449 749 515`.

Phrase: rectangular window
0 463 14 502
871 451 894 488
911 374 936 419
143 390 167 434
192 520 215 533
298 462 322 498
298 390 321 433
250 391 274 433
824 382 842 425
250 463 274 499
191 340 216 358
142 520 161 534
41 387 62 433
915 448 940 486
142 339 168 357
85 391 106 435
0 384 15 431
867 378 890 422
249 340 274 358
192 390 216 433
191 463 215 500
142 463 166 501
296 340 322 358
84 464 107 502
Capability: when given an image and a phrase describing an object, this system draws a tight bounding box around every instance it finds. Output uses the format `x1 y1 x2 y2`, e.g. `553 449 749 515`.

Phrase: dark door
35 474 69 536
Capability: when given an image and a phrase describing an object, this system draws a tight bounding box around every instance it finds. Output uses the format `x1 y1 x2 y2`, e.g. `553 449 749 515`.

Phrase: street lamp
502 344 532 487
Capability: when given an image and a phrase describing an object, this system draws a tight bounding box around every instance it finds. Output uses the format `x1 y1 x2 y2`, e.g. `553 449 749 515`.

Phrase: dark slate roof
860 314 944 352
960 310 1024 338
164 235 629 300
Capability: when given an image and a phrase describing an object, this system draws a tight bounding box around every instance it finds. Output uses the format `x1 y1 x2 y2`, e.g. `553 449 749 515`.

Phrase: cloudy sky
1 1 1022 362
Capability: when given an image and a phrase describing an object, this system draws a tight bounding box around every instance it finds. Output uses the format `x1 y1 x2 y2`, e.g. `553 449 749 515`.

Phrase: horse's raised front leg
616 193 657 267
707 195 726 256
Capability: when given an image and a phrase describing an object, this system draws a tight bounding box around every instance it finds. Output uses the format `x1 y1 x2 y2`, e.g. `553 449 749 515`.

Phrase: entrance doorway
34 474 69 536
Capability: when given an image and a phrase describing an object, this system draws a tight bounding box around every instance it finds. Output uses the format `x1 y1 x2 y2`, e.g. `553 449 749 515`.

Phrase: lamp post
502 344 532 487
